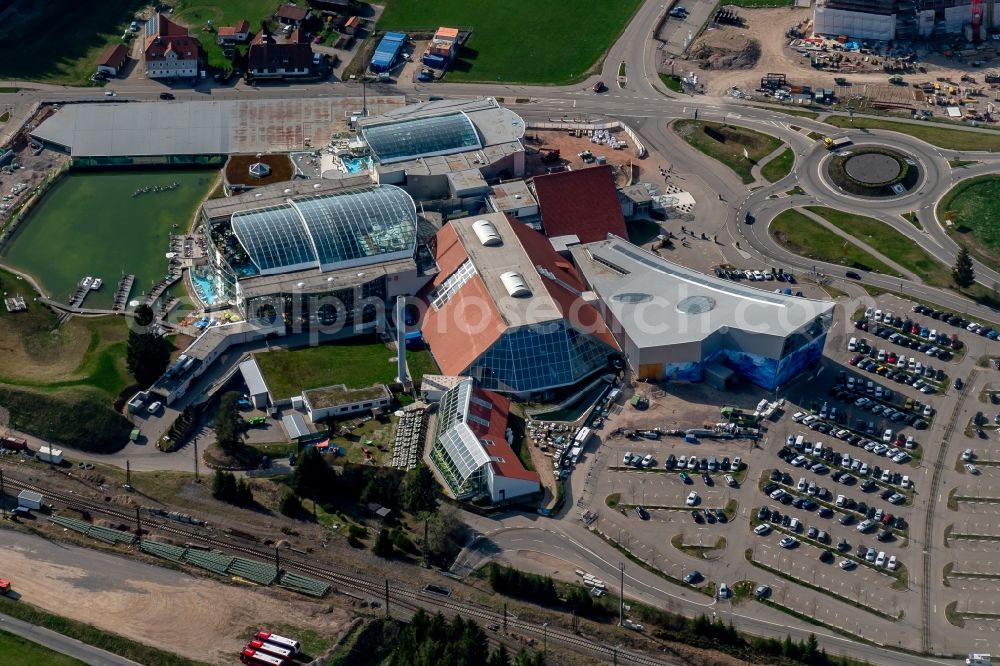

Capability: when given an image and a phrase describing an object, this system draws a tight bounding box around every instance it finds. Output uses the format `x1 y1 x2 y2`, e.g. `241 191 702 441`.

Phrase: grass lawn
0 1 144 85
0 268 130 394
171 0 278 71
805 206 947 286
406 348 439 382
0 629 86 666
825 116 1000 151
660 73 683 93
761 148 795 183
725 0 792 6
769 209 902 276
938 174 1000 266
255 340 396 400
377 0 643 84
673 120 783 184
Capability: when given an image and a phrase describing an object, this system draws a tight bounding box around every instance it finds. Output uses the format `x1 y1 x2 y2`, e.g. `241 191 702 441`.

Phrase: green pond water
1 169 217 309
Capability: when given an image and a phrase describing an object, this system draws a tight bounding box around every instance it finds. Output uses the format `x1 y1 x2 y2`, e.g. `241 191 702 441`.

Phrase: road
0 612 141 666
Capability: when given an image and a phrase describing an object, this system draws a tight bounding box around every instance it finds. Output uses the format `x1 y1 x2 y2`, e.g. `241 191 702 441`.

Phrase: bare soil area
524 129 638 184
3 528 350 665
681 6 999 96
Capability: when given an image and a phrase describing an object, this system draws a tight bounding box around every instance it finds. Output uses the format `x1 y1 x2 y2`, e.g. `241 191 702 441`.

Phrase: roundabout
826 146 919 198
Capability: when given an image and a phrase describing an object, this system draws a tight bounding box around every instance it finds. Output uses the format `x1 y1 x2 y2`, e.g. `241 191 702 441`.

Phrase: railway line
2 473 676 666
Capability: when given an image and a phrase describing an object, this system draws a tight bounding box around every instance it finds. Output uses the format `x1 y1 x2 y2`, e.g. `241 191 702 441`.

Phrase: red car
593 81 606 93
313 35 323 44
849 354 863 366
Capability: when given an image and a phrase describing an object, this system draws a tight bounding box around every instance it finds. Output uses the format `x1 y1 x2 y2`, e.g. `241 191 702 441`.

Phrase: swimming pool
341 156 372 174
191 270 220 305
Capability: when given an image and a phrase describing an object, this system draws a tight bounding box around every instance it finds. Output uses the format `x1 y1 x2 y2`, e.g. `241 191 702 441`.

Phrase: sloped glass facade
362 113 481 165
466 321 613 394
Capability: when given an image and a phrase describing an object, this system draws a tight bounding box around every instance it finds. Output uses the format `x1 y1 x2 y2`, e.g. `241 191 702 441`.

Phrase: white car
962 448 974 461
966 463 980 475
686 491 699 506
839 559 856 570
732 456 742 470
791 411 806 422
779 536 798 549
718 582 730 599
641 453 654 468
147 401 163 415
875 551 887 568
754 524 771 536
887 555 898 571
882 429 893 443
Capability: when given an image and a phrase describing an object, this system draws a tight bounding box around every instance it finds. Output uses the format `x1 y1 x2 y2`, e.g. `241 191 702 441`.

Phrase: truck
823 136 852 149
967 655 991 666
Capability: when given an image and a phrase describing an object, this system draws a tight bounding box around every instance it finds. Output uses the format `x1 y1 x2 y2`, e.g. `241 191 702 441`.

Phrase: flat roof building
419 212 619 398
570 237 834 390
358 97 525 200
533 165 627 243
429 378 539 503
371 32 407 72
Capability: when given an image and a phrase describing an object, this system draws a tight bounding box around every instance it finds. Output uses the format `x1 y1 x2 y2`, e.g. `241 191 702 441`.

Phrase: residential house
275 4 311 26
144 13 201 80
96 43 128 77
247 29 313 79
217 19 251 44
341 15 361 35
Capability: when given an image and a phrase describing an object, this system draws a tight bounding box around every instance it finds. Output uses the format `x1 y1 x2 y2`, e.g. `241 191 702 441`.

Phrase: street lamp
542 622 548 655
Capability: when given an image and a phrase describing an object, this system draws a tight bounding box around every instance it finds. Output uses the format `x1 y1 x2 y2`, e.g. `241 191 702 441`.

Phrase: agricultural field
377 0 643 83
0 1 144 85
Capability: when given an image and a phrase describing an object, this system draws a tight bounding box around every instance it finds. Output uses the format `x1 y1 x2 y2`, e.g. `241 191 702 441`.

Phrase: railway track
920 368 976 653
3 474 674 666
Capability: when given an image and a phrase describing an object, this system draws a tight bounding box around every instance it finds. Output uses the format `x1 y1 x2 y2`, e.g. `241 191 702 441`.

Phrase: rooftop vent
499 271 531 298
472 219 502 247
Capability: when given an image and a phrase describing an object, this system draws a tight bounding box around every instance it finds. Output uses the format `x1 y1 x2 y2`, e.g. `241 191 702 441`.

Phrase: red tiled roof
97 43 128 69
419 273 506 377
533 165 627 244
276 4 310 21
144 13 200 62
507 219 620 351
470 386 539 483
217 20 250 37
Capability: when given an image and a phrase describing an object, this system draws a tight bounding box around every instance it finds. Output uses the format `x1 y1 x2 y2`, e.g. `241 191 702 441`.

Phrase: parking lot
571 288 1000 655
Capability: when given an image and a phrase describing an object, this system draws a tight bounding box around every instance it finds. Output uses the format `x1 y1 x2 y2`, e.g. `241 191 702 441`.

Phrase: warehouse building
419 212 619 398
371 32 407 72
533 165 627 244
358 97 525 200
570 237 834 390
198 179 436 326
429 378 540 503
814 0 1000 40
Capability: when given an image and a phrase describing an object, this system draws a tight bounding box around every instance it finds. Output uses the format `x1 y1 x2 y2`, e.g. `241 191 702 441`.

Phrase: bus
255 631 301 656
240 648 285 666
247 640 293 661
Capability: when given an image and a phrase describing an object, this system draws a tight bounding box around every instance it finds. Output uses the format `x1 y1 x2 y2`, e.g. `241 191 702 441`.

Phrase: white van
813 442 824 457
789 518 801 532
794 435 805 450
848 337 858 352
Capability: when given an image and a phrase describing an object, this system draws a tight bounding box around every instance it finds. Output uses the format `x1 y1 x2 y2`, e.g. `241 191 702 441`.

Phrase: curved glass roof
362 112 482 165
230 185 417 276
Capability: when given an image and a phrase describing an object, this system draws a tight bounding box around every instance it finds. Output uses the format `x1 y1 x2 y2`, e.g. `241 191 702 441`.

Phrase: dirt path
3 529 349 665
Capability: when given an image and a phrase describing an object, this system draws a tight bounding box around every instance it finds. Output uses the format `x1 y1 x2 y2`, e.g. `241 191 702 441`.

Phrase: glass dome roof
230 185 417 275
362 112 482 165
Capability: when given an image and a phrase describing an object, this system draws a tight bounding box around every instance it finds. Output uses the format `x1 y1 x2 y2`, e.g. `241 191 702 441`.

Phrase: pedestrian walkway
797 207 919 281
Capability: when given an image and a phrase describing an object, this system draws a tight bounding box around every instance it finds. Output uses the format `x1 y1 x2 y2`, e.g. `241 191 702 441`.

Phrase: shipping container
17 490 43 510
36 446 63 464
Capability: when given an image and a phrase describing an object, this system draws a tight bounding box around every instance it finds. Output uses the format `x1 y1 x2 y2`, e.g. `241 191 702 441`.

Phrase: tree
426 505 467 566
235 478 254 506
214 391 245 453
211 469 238 502
126 304 170 386
953 247 976 287
487 644 511 666
803 633 820 662
373 527 394 557
401 464 438 513
279 488 302 517
290 447 335 499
